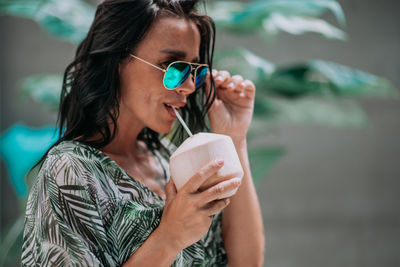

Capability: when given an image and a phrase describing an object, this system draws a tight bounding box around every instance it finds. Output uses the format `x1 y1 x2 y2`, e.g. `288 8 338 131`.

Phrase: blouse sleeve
22 152 117 266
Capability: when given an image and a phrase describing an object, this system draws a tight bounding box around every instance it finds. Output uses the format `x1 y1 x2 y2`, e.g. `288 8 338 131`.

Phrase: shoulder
36 140 124 205
47 140 103 161
42 140 109 186
45 140 112 167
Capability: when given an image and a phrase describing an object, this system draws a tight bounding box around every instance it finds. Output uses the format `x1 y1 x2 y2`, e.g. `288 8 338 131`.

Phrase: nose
175 73 196 95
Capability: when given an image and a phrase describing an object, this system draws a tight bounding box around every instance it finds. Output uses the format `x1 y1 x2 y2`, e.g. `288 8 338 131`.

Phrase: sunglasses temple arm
130 54 166 72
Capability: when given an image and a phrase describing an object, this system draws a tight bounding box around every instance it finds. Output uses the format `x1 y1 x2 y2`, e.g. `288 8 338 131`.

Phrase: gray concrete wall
1 0 399 266
258 98 400 267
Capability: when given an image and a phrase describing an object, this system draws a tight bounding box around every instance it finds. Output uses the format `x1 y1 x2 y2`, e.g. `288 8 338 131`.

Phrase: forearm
222 138 265 267
123 226 180 267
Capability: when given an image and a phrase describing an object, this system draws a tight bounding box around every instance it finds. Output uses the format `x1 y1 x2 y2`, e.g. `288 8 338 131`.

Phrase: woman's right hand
157 159 242 251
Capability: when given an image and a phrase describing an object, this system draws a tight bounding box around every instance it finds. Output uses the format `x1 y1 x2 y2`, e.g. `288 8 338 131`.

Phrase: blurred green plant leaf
255 96 368 127
214 48 398 100
261 70 325 98
20 74 63 111
0 0 94 44
0 123 60 197
307 60 399 97
205 1 244 27
261 13 346 40
241 0 345 25
266 60 399 98
214 48 276 82
209 0 346 40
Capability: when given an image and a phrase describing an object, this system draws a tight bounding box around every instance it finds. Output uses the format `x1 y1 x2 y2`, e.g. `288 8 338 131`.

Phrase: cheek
120 69 150 102
120 78 164 114
118 64 167 117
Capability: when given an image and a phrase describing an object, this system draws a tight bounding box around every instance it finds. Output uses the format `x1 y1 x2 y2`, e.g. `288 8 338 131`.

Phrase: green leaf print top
21 140 227 266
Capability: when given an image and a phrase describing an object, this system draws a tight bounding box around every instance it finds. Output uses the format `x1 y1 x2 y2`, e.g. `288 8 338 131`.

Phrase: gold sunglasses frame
129 54 209 90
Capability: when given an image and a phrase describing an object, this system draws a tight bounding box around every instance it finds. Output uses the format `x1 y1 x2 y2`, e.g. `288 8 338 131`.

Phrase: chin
148 120 174 135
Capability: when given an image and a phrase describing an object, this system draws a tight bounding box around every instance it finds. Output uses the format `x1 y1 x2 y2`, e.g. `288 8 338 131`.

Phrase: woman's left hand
205 69 256 140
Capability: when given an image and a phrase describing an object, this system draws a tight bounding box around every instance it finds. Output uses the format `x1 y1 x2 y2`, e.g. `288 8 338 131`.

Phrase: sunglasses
130 54 209 90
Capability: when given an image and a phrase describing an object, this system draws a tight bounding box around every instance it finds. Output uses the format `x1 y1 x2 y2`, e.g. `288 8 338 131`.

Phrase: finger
165 178 177 204
182 159 224 193
226 75 244 92
203 198 231 216
201 178 242 203
241 80 256 98
214 70 231 87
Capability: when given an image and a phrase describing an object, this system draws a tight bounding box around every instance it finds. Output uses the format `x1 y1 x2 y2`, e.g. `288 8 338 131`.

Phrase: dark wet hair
45 0 216 161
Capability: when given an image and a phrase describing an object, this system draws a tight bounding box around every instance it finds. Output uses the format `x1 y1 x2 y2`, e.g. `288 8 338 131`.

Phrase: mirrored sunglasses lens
164 62 191 89
195 66 209 89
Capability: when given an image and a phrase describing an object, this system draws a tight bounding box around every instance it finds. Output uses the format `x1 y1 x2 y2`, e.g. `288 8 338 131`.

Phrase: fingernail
227 82 234 88
215 76 223 82
216 159 224 166
225 198 230 205
233 178 241 186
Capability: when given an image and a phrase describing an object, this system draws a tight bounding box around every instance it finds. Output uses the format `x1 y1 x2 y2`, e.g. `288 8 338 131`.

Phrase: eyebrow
160 48 200 63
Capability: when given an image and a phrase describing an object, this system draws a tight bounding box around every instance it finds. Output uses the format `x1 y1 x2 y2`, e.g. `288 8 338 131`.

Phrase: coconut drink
169 108 243 199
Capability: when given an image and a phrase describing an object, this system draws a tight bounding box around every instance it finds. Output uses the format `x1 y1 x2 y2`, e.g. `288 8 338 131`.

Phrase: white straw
172 107 193 137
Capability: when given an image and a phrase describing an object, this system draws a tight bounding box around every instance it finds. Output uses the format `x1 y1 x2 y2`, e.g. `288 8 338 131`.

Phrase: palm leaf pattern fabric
22 140 227 266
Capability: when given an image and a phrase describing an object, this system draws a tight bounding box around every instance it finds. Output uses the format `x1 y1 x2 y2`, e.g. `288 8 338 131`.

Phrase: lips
164 102 186 119
164 102 187 108
164 104 177 118
164 102 186 118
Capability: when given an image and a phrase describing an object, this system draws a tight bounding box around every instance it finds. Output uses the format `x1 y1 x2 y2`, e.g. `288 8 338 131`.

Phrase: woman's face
118 16 201 134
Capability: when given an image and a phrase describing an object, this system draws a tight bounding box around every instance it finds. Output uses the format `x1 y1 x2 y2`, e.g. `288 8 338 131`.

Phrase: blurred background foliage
0 0 398 265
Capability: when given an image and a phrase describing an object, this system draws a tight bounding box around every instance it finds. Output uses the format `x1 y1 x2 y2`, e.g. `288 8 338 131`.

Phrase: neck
100 109 146 160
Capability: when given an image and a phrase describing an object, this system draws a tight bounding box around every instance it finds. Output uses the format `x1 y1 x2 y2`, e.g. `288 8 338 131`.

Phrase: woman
21 0 264 266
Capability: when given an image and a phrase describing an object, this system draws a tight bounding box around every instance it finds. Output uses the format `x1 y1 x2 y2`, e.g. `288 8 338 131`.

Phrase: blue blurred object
0 123 59 197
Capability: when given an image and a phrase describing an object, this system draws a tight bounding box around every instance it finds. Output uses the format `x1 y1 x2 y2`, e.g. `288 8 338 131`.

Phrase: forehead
135 16 201 60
